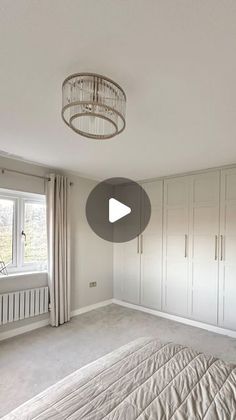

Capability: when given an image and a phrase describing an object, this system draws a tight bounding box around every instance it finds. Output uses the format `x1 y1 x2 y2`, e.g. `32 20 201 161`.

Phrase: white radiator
0 286 49 325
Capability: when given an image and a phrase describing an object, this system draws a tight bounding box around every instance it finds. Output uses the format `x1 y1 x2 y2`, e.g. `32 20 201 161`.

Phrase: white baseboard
71 299 113 317
0 299 113 342
112 299 236 339
0 318 50 342
2 298 235 342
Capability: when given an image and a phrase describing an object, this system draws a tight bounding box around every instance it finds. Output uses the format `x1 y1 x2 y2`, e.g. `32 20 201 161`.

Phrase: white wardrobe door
190 171 220 325
113 183 141 305
122 238 141 304
163 177 189 317
113 239 140 304
219 169 236 330
140 180 163 310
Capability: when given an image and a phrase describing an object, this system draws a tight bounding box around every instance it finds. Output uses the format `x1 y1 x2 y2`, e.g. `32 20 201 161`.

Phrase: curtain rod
0 168 73 185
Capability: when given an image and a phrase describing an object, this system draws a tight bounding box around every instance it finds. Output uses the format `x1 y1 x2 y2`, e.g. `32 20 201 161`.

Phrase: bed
3 337 236 419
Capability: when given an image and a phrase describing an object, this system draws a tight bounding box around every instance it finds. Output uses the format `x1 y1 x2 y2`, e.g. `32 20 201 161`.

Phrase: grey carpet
0 303 236 417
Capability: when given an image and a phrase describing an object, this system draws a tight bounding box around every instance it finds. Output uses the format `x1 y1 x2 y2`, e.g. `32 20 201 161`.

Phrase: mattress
3 337 236 420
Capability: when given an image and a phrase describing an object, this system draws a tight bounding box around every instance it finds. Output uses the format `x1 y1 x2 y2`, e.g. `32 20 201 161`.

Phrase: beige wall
0 156 113 333
70 175 113 309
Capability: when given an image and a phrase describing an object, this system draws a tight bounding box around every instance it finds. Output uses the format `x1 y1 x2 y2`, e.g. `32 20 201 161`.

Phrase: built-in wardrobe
113 167 236 332
113 180 163 310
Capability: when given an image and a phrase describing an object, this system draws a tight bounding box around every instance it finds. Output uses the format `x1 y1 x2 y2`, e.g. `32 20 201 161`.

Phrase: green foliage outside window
0 199 14 264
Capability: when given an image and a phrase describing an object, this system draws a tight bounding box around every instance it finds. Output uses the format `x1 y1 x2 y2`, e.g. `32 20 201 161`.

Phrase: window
0 198 15 265
0 189 47 273
24 201 47 264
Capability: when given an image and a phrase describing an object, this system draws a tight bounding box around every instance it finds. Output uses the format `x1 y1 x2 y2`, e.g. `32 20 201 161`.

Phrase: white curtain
46 174 71 327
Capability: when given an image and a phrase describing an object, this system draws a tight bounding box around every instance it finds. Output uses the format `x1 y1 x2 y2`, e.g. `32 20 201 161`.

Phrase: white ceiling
0 0 236 181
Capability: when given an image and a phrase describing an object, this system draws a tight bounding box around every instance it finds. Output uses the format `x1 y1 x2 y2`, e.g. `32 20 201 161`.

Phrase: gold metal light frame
62 73 126 140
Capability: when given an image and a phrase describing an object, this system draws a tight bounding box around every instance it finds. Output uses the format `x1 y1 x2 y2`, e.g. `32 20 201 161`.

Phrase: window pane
24 201 47 268
0 199 14 264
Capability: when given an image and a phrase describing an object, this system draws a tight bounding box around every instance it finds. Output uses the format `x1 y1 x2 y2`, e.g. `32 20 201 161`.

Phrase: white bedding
3 337 236 419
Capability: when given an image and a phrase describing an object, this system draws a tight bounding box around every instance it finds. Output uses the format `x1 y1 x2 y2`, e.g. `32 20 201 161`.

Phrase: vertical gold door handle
137 235 139 254
184 234 188 258
141 235 143 254
220 235 223 261
215 235 218 260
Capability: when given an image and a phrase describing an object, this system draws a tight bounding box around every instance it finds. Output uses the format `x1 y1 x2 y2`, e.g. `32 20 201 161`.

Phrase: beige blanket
3 337 236 419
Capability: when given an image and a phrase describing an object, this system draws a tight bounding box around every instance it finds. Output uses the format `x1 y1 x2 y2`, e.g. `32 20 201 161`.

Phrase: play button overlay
109 198 131 223
86 177 151 243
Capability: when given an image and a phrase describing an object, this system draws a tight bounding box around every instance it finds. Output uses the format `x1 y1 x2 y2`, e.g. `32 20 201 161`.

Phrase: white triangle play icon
109 198 131 223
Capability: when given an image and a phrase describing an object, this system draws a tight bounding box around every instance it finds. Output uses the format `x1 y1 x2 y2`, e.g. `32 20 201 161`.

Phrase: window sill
0 271 48 279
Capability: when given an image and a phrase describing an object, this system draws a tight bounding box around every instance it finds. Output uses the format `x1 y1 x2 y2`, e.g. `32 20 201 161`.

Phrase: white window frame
0 188 47 274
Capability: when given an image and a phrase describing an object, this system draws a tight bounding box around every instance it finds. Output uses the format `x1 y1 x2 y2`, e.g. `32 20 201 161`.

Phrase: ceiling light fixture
62 73 126 140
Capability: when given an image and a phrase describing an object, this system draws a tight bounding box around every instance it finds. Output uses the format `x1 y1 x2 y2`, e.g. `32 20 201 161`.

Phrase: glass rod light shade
62 73 126 139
